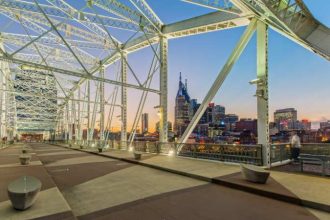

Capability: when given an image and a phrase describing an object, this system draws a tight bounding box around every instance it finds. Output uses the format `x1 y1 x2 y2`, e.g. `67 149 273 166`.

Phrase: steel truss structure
0 0 329 165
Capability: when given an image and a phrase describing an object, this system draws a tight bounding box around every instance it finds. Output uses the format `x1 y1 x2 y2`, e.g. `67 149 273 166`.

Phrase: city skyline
112 77 323 133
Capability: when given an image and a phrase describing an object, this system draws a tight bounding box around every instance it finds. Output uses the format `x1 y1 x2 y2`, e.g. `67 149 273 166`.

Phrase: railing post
193 144 196 158
174 142 178 156
145 141 149 153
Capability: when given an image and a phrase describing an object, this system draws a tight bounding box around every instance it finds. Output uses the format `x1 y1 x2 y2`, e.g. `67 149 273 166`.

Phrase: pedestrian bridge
0 0 329 166
0 1 329 219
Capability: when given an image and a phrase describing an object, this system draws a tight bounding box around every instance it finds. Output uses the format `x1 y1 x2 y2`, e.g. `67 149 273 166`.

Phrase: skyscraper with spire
175 72 191 136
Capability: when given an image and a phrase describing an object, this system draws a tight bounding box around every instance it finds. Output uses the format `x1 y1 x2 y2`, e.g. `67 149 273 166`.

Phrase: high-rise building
223 114 239 131
212 104 225 124
174 74 228 137
320 121 330 129
189 99 198 120
191 102 225 125
235 118 258 135
300 119 311 130
274 108 298 131
175 73 191 136
141 113 148 134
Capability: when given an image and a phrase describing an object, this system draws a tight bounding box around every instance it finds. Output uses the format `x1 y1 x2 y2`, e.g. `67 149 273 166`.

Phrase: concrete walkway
0 143 329 220
73 144 330 211
69 145 330 213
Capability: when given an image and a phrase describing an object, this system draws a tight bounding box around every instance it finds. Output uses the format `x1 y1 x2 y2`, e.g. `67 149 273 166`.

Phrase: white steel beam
0 56 160 94
0 60 3 139
182 0 242 15
256 20 270 167
87 80 91 142
121 53 127 148
77 88 81 141
0 0 144 33
159 36 168 143
177 18 258 149
99 66 105 143
127 0 162 33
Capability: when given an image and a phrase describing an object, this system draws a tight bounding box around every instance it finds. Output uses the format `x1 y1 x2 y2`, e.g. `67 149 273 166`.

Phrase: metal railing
270 143 330 165
270 143 291 164
0 140 15 149
179 143 263 165
301 143 330 155
54 140 263 165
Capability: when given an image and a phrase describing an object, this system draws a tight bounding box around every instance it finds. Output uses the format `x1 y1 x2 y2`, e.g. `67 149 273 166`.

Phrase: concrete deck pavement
0 143 329 219
70 145 330 213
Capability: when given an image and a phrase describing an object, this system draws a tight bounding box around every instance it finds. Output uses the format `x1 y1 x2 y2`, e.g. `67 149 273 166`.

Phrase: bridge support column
177 19 257 150
256 20 270 167
0 42 6 141
72 99 76 142
87 80 91 145
121 53 127 149
159 36 168 143
65 104 69 142
100 66 105 146
77 88 81 142
0 67 3 140
68 101 73 142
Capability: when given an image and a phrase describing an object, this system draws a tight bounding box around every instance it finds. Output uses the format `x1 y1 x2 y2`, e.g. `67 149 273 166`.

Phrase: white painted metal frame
0 0 328 155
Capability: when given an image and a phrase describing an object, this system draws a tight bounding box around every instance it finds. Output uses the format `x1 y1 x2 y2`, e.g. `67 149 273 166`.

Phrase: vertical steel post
68 101 73 142
65 104 69 141
0 64 3 140
77 88 81 142
87 80 91 144
72 97 76 142
121 53 127 148
100 66 105 145
256 20 270 167
0 42 5 140
159 36 168 143
4 76 9 141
